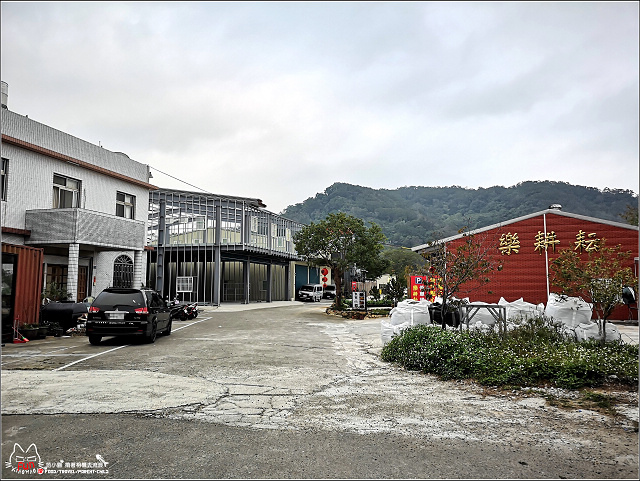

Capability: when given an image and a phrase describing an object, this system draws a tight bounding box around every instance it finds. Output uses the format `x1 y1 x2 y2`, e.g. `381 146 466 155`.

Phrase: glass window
150 293 163 308
116 192 135 219
1 158 7 201
52 174 80 208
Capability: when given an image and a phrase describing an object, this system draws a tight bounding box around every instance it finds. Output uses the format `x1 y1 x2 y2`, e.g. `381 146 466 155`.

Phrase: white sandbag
389 299 431 326
468 320 492 332
499 297 545 323
604 323 621 342
381 319 412 345
545 293 593 327
574 321 622 343
575 322 600 342
388 308 413 326
380 319 396 344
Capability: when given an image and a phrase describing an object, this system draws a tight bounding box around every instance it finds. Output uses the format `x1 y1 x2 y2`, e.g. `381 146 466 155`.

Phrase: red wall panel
443 213 638 320
2 243 44 326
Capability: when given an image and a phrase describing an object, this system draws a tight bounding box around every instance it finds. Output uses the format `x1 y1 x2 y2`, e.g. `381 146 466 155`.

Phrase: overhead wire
149 165 213 194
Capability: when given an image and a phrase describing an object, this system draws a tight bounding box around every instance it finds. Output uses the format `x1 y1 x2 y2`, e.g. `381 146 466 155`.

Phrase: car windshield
92 291 145 309
325 286 335 291
300 285 314 292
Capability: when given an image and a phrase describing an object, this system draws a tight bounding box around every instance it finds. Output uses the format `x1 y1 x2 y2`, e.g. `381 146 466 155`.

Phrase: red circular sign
321 268 328 275
322 276 328 282
323 283 327 288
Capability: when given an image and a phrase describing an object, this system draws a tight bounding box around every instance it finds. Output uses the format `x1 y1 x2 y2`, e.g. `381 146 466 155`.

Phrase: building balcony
25 208 146 250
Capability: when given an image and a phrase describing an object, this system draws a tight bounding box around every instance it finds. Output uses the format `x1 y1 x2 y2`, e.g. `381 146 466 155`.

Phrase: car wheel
165 319 172 336
146 322 157 343
89 335 102 345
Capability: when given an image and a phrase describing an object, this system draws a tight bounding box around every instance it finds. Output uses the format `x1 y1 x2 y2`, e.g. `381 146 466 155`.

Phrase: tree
381 246 427 287
42 281 71 303
421 229 499 329
619 204 639 226
293 212 389 307
381 276 405 307
549 240 637 342
368 285 381 301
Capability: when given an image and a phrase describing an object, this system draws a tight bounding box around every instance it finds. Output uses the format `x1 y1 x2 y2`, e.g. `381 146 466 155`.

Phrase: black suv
86 288 172 345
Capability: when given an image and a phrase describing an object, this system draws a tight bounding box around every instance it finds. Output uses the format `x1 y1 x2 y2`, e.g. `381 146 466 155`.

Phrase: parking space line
1 344 85 366
171 316 210 332
52 316 212 371
53 345 129 371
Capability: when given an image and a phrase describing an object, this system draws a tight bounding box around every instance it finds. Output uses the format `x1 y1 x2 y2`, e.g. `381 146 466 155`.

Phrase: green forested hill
281 181 638 247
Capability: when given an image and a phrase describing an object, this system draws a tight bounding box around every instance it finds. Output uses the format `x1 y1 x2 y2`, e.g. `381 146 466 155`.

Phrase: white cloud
2 1 637 213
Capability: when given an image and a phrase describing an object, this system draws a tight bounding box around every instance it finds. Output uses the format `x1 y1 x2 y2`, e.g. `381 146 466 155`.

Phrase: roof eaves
411 209 638 252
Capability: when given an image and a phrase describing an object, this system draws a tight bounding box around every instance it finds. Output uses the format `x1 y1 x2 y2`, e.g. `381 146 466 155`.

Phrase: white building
1 81 156 303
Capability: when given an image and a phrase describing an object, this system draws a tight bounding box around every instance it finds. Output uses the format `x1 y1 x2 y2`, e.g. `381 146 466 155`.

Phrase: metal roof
411 208 639 253
151 188 266 208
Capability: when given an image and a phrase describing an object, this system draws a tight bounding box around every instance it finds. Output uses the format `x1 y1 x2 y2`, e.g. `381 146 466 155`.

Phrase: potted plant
41 281 72 303
19 323 40 340
48 321 64 337
37 323 49 339
46 321 65 337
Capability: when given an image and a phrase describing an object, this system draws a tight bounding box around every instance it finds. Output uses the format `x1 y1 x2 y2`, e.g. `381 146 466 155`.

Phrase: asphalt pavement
1 300 638 479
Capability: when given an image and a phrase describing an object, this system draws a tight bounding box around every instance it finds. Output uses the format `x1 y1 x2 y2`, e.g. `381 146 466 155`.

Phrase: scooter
185 302 198 320
172 302 198 321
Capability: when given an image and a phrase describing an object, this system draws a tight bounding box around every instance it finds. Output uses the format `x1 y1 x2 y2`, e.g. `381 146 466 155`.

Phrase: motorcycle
185 302 198 320
172 301 198 321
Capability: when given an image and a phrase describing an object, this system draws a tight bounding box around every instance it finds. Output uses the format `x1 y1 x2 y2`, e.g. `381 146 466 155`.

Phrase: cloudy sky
2 1 638 213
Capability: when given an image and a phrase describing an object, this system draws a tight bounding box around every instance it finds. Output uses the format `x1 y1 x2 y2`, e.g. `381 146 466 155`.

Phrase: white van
298 284 324 302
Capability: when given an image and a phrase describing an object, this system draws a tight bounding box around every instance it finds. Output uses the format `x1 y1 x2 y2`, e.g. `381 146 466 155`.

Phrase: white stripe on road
53 317 211 371
1 344 85 366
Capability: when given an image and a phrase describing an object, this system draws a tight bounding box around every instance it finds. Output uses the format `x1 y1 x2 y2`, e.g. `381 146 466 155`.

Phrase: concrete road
1 301 638 479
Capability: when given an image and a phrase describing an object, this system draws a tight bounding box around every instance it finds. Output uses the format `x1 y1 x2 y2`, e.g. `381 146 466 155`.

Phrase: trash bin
428 303 443 325
428 303 460 327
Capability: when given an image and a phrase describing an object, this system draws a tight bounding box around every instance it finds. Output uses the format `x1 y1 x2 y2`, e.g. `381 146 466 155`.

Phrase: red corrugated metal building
412 207 639 321
2 242 44 341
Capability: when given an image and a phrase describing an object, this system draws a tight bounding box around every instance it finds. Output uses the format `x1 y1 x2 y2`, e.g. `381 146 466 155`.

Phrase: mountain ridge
281 181 638 247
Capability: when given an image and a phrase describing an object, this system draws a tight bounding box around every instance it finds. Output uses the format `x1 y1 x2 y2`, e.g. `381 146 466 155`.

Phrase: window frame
52 173 81 209
116 191 136 219
1 157 8 201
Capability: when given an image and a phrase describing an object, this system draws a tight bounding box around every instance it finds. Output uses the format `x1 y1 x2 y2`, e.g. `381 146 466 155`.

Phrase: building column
134 250 143 289
213 246 221 306
156 197 166 297
213 200 222 306
266 263 272 303
285 262 292 301
243 259 250 304
67 243 79 302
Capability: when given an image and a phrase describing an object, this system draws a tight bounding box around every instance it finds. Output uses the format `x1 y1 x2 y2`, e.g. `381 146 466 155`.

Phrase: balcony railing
25 208 145 250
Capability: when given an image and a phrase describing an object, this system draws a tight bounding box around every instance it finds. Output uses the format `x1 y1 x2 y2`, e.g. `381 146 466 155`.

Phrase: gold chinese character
574 230 600 252
534 230 560 254
499 232 520 255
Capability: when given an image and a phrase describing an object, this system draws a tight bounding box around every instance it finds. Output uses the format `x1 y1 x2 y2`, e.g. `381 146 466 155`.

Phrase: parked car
298 284 324 302
40 300 91 331
85 288 172 345
323 285 337 299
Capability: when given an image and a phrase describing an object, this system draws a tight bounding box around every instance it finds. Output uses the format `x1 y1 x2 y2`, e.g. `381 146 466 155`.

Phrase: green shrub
380 317 639 390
